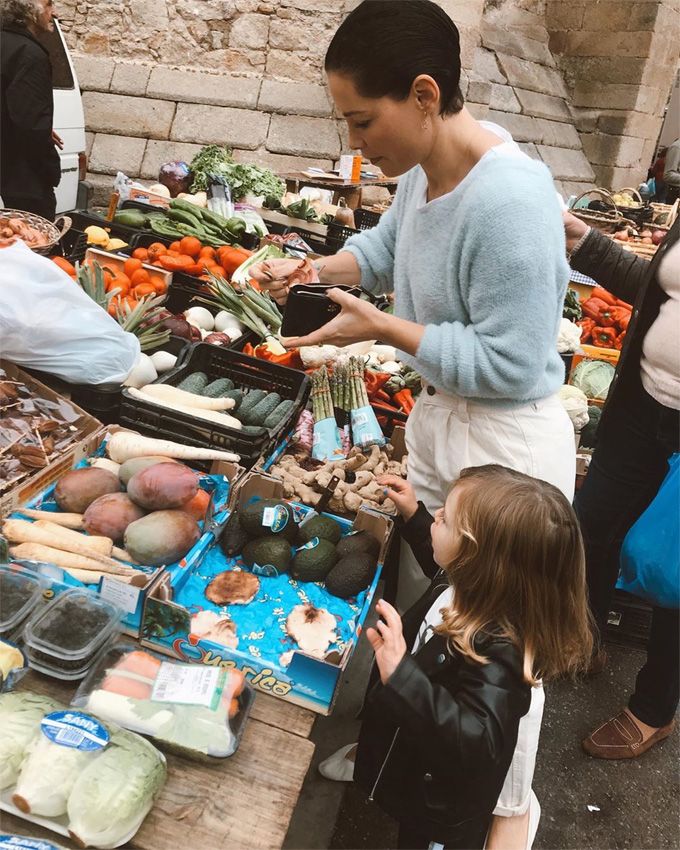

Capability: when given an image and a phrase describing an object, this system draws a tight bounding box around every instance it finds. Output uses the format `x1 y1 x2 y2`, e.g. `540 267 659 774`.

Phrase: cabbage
67 727 166 848
571 359 616 400
0 692 62 790
13 733 95 816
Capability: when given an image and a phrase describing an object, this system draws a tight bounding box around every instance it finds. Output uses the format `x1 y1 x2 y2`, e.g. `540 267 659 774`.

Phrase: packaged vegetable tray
0 565 47 640
118 343 311 469
0 691 166 849
72 644 253 761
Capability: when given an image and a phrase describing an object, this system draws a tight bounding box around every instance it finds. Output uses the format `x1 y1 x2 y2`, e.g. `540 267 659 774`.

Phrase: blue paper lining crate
7 426 245 637
140 469 394 714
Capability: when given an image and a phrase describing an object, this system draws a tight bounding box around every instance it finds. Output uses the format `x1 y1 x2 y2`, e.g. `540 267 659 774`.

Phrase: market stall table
3 669 316 850
280 172 398 210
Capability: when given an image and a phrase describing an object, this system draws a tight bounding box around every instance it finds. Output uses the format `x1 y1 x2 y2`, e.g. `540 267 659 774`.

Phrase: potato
54 468 120 514
127 462 199 511
118 455 177 487
124 510 200 566
83 493 146 544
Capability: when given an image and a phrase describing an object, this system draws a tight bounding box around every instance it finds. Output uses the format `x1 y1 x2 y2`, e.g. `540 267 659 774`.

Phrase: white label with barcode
151 662 221 707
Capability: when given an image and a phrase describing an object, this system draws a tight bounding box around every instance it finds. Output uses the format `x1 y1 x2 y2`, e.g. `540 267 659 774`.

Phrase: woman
0 0 62 220
254 3 572 846
565 211 679 759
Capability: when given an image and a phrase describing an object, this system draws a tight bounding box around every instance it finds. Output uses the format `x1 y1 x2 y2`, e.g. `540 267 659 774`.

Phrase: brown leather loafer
582 710 676 759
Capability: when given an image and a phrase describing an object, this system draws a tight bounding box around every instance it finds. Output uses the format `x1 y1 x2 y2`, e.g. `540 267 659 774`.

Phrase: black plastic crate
325 208 382 251
119 343 310 468
604 590 653 651
63 209 142 245
58 227 88 263
126 214 260 252
69 336 191 425
372 402 408 438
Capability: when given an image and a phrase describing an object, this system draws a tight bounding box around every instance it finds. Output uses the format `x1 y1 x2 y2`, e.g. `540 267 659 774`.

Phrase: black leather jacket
0 25 61 201
570 219 680 432
355 505 531 849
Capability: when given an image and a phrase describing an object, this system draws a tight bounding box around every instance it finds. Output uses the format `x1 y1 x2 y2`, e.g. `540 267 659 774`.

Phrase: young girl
353 466 593 850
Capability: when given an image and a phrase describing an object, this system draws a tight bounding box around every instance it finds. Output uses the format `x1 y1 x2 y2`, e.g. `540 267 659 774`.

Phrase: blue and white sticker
261 505 289 534
40 711 109 752
0 838 63 850
296 537 320 552
251 562 281 578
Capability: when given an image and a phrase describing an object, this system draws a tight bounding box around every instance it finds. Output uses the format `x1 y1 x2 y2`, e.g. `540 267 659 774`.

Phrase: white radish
184 307 214 331
90 458 121 475
139 383 236 411
17 509 84 530
8 543 136 577
32 521 113 556
149 351 177 373
106 430 240 464
127 387 242 430
123 353 158 389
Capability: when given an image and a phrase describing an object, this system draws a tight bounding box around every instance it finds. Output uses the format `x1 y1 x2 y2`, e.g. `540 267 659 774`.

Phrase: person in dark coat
352 465 593 849
1 0 63 220
565 212 680 758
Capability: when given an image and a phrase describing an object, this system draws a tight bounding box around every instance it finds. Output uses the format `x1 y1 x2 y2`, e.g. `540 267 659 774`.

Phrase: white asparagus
9 543 136 577
106 430 240 464
32 521 113 556
2 519 134 574
127 387 242 430
17 509 84 529
140 383 236 412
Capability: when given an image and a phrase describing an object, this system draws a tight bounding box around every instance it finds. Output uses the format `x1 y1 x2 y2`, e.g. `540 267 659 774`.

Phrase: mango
54 468 120 514
127 462 198 510
124 510 200 566
119 456 177 487
83 493 146 544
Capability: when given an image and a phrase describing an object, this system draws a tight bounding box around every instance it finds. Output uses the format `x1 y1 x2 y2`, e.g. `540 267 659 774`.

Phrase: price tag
151 662 223 708
99 575 141 615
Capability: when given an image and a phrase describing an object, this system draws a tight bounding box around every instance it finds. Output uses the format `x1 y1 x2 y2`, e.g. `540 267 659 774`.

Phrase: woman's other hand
249 258 319 305
563 211 589 255
366 600 407 684
377 474 418 520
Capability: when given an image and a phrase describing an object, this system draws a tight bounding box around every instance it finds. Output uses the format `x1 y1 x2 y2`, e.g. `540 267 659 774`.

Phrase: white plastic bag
0 241 140 384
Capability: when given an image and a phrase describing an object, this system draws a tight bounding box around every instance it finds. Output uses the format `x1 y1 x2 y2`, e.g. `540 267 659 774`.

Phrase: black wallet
280 284 365 337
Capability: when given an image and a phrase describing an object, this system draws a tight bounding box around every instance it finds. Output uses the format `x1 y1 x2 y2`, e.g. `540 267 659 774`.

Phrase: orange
132 248 148 261
169 241 182 253
199 246 216 261
151 277 168 295
123 257 143 278
52 256 76 275
133 282 156 298
147 243 168 262
179 236 202 259
130 268 150 286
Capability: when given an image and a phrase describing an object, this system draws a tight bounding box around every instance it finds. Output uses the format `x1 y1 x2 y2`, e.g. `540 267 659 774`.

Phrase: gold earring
421 112 430 131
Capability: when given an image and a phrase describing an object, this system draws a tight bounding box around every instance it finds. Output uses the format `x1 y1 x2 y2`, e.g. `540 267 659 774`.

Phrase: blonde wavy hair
435 465 593 684
0 0 43 28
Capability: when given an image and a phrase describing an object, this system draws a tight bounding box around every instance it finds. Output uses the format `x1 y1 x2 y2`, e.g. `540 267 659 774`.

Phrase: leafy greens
190 144 285 201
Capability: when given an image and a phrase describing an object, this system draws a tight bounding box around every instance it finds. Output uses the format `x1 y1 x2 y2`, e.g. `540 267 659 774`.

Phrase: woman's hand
249 258 319 305
376 475 418 520
366 600 407 684
563 211 589 255
283 287 386 348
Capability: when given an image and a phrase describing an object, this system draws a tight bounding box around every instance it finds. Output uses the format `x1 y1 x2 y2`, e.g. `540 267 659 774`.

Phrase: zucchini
235 389 267 420
263 399 295 430
177 371 208 393
221 389 244 409
202 377 235 398
241 393 282 426
240 425 267 437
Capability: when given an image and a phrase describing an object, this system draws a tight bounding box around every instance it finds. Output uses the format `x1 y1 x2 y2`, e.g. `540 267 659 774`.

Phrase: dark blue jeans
575 369 679 728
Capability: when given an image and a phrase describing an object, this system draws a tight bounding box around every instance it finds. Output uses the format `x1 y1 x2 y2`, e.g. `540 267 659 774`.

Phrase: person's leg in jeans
629 606 680 727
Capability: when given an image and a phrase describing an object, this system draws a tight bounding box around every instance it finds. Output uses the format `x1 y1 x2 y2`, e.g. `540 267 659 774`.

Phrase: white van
36 20 90 212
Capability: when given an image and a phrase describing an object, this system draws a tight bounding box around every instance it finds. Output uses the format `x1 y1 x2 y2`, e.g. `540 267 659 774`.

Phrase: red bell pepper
592 326 617 348
581 297 610 321
577 318 595 342
617 311 631 331
393 388 415 414
614 330 627 350
592 286 617 306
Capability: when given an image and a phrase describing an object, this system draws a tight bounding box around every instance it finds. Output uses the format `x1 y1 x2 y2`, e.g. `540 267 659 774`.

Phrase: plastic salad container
73 644 254 761
0 565 46 639
0 836 67 850
22 589 123 680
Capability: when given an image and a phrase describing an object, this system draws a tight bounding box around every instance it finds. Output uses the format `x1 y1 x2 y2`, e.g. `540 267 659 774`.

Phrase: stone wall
56 0 678 202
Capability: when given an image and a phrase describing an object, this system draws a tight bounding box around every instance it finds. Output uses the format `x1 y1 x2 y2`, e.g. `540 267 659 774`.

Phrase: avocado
240 499 298 542
219 510 249 557
291 538 338 583
325 553 376 599
335 530 380 562
297 515 342 546
243 537 292 577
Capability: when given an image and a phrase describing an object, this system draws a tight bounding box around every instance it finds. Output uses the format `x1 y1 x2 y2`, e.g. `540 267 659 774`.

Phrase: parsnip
17 509 84 529
2 519 133 575
90 458 121 475
61 568 134 585
140 383 237 412
127 387 242 430
112 546 139 564
32 521 113 556
106 430 240 464
9 543 136 577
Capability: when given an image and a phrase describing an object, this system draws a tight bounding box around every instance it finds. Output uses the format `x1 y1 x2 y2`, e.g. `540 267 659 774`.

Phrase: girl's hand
376 475 418 520
249 258 319 305
283 288 385 348
366 600 407 684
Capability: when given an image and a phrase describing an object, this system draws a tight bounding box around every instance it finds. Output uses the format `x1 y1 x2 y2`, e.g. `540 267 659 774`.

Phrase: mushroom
286 604 337 658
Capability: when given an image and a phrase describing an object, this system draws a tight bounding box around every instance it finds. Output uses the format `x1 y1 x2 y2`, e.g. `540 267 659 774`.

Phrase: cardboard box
5 425 245 637
0 361 103 517
141 469 394 714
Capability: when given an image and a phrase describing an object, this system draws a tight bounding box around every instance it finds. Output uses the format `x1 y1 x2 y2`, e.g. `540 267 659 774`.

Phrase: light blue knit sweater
343 151 569 406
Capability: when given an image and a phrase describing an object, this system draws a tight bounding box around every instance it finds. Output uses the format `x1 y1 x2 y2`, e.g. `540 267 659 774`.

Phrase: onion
159 315 193 340
214 310 244 334
652 230 666 246
184 306 215 331
204 332 232 346
158 161 192 197
613 231 629 242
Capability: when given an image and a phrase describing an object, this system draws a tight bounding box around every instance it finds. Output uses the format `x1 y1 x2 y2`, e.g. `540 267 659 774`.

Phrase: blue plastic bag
617 454 680 609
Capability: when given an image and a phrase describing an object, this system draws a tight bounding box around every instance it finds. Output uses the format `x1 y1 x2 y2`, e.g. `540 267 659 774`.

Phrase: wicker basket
650 198 679 232
570 188 635 233
0 208 71 255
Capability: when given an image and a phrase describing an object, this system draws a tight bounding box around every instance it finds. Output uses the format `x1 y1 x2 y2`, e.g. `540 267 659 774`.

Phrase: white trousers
399 387 574 817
